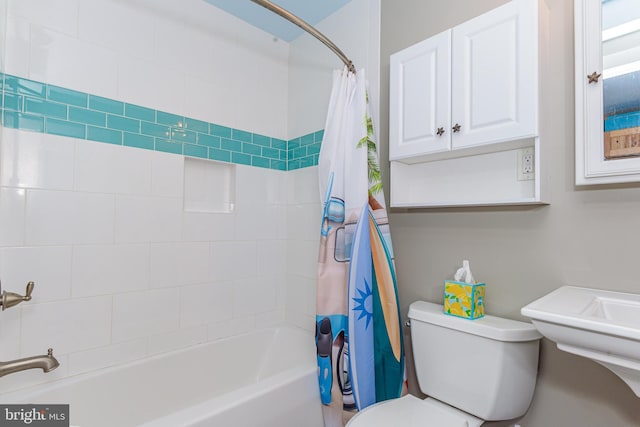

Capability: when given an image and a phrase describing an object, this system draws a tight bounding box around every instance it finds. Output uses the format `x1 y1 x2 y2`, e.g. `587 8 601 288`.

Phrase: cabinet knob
452 123 461 133
587 71 602 84
436 127 445 136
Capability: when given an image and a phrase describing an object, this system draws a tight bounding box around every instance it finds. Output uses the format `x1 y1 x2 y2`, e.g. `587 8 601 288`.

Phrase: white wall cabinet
451 0 537 150
389 30 451 159
389 0 548 208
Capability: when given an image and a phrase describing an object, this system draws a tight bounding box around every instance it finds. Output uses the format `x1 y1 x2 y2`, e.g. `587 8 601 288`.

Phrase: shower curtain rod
249 0 356 74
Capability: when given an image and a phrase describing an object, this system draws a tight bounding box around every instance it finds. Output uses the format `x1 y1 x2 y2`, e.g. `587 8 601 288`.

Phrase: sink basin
582 297 640 325
521 286 640 397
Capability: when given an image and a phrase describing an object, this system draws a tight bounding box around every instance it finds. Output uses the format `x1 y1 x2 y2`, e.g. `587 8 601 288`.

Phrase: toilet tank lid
408 301 542 342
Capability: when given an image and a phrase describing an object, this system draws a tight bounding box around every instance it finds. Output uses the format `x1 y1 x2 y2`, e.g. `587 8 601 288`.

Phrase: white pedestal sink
521 286 640 397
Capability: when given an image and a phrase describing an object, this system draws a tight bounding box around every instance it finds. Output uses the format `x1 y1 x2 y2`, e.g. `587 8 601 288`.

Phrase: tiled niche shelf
184 157 236 214
0 73 323 171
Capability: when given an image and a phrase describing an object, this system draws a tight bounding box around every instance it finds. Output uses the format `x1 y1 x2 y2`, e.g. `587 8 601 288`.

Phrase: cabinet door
389 30 451 161
451 0 537 149
575 0 640 185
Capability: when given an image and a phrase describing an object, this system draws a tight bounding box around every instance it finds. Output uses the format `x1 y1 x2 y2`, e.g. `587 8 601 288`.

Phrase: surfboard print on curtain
316 67 406 427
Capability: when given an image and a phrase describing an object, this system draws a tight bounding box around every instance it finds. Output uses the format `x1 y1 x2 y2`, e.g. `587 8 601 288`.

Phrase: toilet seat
346 395 480 427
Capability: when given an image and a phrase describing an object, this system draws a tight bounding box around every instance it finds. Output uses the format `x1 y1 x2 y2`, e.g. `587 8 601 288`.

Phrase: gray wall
380 0 640 426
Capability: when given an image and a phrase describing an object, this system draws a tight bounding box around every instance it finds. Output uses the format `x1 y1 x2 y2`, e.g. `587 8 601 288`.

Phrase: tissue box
444 280 485 319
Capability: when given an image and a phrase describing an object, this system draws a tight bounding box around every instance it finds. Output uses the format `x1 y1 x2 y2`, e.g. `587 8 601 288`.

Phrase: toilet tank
408 301 542 421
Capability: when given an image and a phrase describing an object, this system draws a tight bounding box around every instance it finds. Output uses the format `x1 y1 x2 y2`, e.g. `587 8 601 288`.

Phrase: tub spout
0 348 60 378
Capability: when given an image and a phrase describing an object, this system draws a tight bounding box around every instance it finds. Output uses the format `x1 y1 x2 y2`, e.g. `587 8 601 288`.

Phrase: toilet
347 301 542 426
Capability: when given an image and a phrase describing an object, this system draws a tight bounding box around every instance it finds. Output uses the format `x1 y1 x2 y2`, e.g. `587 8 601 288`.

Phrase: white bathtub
1 327 324 427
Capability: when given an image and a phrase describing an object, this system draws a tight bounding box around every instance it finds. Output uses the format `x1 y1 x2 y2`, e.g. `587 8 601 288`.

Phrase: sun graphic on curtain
352 279 373 330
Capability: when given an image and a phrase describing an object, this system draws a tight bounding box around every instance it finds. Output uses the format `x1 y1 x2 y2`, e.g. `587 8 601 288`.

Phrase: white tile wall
8 0 79 38
256 240 287 277
0 309 22 360
0 187 26 246
285 169 321 332
182 74 235 128
235 204 284 241
30 26 120 99
0 132 291 393
179 282 233 328
232 276 278 318
4 14 29 78
0 246 72 302
149 242 210 288
77 0 155 61
1 129 75 190
0 0 377 394
71 244 149 297
112 287 179 343
117 56 186 115
6 0 289 138
21 296 112 355
236 159 288 206
74 142 152 195
0 0 6 59
0 145 287 391
234 165 288 241
182 212 236 242
114 195 182 243
287 240 319 279
151 152 184 198
287 166 321 205
287 203 322 242
25 190 115 245
229 241 258 280
209 241 238 282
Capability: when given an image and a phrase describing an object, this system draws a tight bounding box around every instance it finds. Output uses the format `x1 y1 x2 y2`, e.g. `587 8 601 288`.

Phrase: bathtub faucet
1 281 35 310
0 348 60 378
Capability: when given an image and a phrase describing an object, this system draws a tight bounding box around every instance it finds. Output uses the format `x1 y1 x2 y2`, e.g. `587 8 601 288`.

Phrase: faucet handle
1 281 35 311
25 281 34 300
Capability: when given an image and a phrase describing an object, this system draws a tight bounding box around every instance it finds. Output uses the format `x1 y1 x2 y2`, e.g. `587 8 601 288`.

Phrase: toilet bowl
347 301 542 426
346 395 482 427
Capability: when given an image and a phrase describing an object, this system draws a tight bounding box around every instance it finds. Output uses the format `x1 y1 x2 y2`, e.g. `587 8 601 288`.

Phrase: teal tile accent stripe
0 72 322 171
287 130 323 170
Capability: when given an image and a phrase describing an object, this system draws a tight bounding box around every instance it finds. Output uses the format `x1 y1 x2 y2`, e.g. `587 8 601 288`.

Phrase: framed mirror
575 0 640 185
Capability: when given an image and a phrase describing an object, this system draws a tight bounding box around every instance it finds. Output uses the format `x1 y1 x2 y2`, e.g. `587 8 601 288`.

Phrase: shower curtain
315 67 406 426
